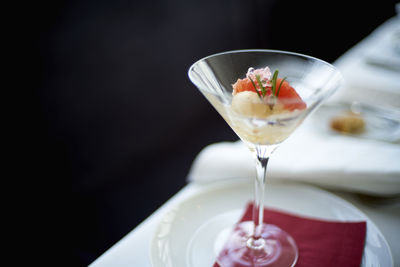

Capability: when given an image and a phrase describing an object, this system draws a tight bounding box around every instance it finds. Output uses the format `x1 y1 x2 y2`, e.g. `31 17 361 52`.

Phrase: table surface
89 182 400 267
89 17 400 267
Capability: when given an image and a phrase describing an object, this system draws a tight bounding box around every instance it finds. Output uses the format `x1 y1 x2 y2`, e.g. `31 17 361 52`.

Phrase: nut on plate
330 112 365 134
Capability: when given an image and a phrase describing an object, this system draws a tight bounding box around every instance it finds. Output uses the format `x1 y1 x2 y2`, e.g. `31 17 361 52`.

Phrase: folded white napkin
188 119 400 196
332 16 400 108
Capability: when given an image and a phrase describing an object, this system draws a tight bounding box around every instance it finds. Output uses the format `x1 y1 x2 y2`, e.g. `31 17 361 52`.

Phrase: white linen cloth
331 16 400 108
187 119 400 196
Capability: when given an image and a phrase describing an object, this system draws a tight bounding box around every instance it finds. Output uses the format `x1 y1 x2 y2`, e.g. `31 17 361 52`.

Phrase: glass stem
252 145 278 241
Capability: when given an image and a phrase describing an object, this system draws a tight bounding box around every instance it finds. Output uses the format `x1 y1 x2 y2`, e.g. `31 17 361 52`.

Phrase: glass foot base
217 221 298 267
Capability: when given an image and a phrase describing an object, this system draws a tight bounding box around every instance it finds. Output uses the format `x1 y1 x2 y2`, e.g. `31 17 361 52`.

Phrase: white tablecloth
89 182 400 267
331 16 400 108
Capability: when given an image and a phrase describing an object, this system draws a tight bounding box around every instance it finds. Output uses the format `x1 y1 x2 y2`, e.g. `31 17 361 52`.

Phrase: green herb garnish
248 76 262 98
271 70 279 96
276 77 286 97
271 69 287 97
247 69 287 102
255 75 267 97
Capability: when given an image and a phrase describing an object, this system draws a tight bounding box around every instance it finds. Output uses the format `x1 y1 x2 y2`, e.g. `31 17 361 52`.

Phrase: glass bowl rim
188 48 342 85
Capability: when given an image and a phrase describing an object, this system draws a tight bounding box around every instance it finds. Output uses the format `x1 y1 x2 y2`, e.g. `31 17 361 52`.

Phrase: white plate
312 102 400 143
150 181 393 267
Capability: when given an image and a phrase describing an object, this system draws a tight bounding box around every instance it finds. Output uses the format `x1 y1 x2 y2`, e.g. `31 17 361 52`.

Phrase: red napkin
214 202 366 267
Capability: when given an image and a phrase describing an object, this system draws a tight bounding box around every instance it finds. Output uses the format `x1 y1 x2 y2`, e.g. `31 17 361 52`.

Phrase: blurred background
35 0 397 265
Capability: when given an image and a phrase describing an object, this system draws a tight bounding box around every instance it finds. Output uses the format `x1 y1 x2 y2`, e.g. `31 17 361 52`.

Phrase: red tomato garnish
275 78 306 110
232 78 257 94
232 77 306 111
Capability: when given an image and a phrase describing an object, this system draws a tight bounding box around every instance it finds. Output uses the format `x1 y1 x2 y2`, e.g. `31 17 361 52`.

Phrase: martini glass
188 49 343 267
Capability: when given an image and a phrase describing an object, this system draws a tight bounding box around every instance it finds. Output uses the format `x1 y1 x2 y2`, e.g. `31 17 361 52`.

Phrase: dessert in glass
188 49 343 267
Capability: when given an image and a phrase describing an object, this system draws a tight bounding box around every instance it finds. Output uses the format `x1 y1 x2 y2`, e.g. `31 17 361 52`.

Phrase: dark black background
34 0 397 265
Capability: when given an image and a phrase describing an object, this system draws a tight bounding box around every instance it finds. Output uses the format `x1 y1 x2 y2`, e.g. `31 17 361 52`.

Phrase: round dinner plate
150 181 393 267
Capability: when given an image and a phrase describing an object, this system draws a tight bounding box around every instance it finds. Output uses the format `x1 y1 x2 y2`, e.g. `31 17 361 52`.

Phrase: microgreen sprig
248 76 261 98
271 69 286 97
276 77 286 97
255 75 267 97
247 68 287 108
248 74 268 98
271 70 279 96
